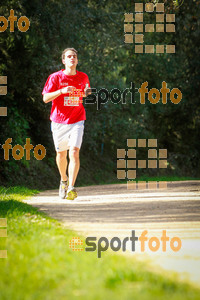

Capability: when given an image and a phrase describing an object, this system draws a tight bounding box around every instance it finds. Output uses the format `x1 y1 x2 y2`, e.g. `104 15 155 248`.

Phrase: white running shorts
51 120 85 152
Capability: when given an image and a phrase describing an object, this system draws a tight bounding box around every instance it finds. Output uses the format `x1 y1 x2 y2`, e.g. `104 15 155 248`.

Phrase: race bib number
64 97 79 106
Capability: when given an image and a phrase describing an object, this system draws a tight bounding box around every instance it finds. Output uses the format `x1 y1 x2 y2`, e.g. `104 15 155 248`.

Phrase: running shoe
66 187 77 200
59 180 68 199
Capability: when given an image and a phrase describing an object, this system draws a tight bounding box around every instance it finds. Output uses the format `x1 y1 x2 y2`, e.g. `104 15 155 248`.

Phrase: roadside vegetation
0 187 200 300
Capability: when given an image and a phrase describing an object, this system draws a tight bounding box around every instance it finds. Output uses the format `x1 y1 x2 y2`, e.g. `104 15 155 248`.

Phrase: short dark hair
62 48 78 60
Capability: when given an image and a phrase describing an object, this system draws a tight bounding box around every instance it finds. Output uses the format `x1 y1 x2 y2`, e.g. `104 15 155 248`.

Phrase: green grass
85 176 200 187
0 186 200 300
136 176 200 182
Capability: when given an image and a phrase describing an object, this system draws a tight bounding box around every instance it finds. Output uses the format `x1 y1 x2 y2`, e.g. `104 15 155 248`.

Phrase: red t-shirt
42 69 90 124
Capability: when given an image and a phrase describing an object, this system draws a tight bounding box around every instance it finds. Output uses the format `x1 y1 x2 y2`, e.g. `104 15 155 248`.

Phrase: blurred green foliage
0 0 199 188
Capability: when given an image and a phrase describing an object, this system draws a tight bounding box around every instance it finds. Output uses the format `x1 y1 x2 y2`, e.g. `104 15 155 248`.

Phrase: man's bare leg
68 147 80 187
56 150 68 181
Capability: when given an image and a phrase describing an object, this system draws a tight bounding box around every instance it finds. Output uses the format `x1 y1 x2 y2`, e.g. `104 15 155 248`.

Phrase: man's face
62 50 78 68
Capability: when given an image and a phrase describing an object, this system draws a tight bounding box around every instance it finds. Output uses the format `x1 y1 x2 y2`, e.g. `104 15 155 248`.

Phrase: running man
42 48 90 200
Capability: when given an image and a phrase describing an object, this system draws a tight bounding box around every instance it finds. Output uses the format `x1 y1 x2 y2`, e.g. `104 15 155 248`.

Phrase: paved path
24 181 200 286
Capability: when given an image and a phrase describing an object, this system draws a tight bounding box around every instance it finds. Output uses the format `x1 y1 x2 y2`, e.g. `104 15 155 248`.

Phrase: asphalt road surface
24 181 200 286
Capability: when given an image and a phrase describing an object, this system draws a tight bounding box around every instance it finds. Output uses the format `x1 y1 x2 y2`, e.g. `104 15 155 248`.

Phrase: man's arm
43 89 62 103
43 86 76 103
